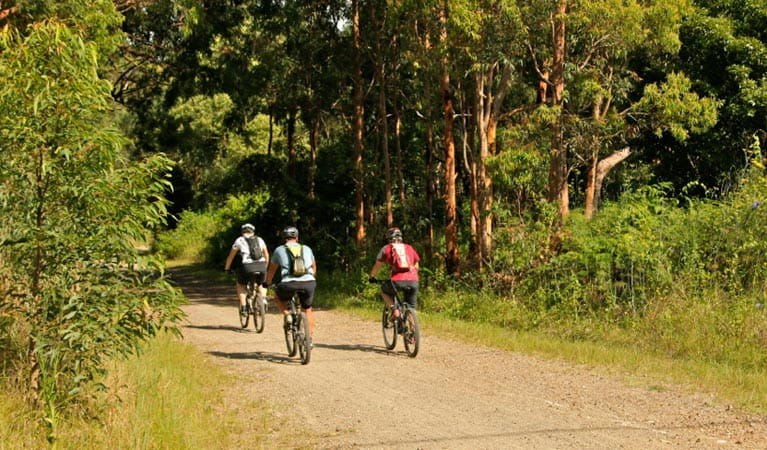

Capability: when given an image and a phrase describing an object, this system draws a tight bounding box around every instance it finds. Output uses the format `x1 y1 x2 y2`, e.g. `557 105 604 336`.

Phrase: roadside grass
0 332 277 449
162 264 767 414
331 301 767 413
318 270 767 415
7 262 761 447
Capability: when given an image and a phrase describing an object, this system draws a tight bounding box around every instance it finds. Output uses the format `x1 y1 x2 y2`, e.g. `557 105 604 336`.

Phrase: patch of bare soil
171 267 767 449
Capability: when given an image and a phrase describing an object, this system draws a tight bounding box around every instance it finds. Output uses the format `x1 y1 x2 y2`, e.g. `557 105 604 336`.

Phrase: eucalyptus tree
665 0 767 194
438 0 460 274
523 0 717 219
443 0 526 269
0 18 183 424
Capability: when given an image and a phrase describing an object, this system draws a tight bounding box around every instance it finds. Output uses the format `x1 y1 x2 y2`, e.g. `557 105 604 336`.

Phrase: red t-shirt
377 243 420 281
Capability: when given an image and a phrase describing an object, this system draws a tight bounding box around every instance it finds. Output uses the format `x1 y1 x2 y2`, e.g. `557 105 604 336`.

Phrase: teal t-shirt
272 243 316 282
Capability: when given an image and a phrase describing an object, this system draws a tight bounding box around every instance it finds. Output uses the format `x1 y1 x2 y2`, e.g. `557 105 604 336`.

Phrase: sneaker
284 314 293 329
240 306 248 316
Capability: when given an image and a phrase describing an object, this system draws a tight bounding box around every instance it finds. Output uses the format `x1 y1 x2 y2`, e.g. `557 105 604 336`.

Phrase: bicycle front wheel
253 294 266 333
297 312 311 365
382 306 397 350
402 309 420 357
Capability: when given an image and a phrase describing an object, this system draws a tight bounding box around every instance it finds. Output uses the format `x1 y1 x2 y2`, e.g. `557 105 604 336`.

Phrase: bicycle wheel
382 306 397 350
285 314 297 357
253 294 266 333
297 312 311 365
402 308 420 357
241 283 256 328
239 301 250 329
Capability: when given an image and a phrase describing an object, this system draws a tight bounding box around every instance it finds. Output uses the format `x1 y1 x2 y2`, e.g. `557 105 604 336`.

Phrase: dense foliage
0 11 183 434
3 0 767 427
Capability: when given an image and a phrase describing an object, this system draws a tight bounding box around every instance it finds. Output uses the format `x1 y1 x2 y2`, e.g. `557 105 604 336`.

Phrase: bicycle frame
284 290 311 365
236 271 266 332
375 279 420 357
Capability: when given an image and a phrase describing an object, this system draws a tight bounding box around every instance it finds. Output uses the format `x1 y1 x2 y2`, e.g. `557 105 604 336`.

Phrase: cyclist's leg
397 281 419 309
273 283 292 316
407 284 418 310
380 282 398 317
297 281 317 337
235 269 249 309
253 271 268 306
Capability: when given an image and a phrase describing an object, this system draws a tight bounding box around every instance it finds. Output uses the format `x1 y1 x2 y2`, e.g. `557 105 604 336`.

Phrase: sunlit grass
328 285 767 415
0 333 276 449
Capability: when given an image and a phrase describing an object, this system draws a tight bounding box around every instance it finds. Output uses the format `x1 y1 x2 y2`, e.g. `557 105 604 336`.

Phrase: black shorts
382 280 419 308
275 280 317 310
236 262 266 285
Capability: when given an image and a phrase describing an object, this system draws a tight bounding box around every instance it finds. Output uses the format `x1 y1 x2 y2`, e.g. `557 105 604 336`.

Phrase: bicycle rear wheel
402 308 420 357
241 283 256 328
239 304 250 328
297 312 311 365
253 294 266 333
239 308 249 328
285 314 297 357
382 306 397 350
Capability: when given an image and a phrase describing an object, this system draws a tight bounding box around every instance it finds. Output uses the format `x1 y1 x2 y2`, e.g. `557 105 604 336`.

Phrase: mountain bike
283 289 311 365
373 279 420 357
239 275 267 332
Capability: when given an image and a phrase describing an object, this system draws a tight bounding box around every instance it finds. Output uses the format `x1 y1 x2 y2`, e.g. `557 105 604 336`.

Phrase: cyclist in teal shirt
265 226 317 338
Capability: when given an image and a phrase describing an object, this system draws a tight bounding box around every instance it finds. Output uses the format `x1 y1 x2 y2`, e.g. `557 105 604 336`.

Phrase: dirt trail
172 267 767 449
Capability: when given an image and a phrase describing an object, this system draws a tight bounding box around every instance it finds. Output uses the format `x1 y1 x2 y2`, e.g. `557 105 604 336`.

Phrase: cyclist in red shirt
368 227 420 318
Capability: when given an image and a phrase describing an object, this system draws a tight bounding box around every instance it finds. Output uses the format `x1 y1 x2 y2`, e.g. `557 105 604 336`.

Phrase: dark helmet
282 226 299 239
241 223 255 233
385 227 403 242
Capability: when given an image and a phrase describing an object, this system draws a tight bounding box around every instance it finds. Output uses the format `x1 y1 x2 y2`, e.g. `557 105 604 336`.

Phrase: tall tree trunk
394 95 406 213
548 0 569 219
375 36 393 227
309 117 319 200
425 120 436 260
473 62 511 270
440 2 459 275
585 147 632 218
584 152 598 219
267 108 274 156
287 110 296 180
460 83 479 268
352 0 366 247
475 75 489 271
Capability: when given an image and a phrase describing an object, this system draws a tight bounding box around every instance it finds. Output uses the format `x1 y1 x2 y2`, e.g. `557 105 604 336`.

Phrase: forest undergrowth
156 147 767 413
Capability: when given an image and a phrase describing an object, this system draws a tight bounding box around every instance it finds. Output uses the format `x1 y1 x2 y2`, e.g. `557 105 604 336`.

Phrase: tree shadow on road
314 342 407 357
207 350 302 365
184 324 252 333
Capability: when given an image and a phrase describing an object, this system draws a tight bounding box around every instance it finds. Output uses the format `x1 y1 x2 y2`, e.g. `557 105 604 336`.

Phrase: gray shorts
382 280 418 308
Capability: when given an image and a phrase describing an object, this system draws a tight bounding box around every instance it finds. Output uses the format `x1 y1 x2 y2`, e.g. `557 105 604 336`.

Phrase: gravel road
172 267 767 449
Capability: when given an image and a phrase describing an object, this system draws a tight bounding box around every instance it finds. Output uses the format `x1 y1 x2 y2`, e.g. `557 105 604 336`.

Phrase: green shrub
519 185 676 316
155 192 270 266
0 22 184 429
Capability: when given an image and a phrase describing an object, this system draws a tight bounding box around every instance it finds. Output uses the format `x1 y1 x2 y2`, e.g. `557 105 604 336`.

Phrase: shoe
240 306 248 316
284 314 293 329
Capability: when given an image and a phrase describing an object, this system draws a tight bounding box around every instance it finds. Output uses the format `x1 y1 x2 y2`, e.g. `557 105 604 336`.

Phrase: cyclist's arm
224 247 238 271
262 246 270 266
265 260 279 285
369 259 385 279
